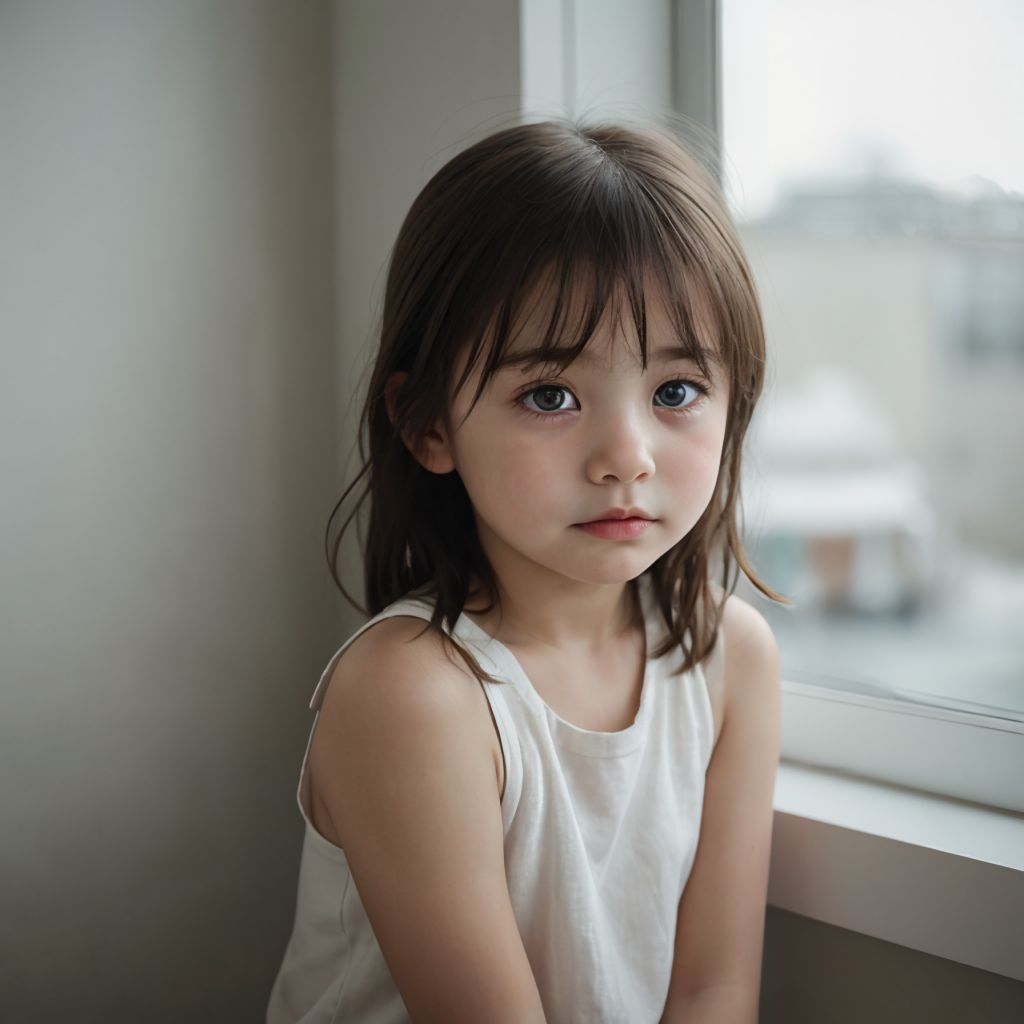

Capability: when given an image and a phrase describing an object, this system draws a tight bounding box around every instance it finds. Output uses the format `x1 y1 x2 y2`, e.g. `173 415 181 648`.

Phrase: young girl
268 121 781 1024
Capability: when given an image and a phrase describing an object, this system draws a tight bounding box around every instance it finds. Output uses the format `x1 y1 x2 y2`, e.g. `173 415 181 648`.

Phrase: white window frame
781 680 1024 813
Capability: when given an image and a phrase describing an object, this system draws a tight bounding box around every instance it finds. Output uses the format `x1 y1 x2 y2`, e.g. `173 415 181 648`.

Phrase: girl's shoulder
307 613 505 846
319 614 485 735
700 595 780 746
719 594 778 673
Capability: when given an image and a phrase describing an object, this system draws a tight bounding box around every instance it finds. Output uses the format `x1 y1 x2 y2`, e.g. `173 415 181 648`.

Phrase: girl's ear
385 371 456 475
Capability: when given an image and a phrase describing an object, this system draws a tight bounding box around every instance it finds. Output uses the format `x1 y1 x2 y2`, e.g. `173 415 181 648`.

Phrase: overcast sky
722 0 1024 219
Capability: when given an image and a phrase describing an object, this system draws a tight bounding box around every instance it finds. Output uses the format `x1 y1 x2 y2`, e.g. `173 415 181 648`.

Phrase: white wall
331 0 522 602
521 0 674 120
0 2 338 1018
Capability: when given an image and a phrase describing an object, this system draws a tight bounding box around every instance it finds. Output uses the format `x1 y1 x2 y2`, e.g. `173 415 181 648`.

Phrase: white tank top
268 582 714 1024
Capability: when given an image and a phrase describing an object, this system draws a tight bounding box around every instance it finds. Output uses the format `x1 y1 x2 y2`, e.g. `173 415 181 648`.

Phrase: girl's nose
584 412 656 486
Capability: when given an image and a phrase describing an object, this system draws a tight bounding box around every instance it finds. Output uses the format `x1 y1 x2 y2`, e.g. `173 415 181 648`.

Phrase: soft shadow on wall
760 907 1024 1024
0 2 340 1020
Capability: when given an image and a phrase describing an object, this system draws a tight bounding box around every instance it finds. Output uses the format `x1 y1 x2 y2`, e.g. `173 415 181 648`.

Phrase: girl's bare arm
659 596 782 1024
307 617 547 1024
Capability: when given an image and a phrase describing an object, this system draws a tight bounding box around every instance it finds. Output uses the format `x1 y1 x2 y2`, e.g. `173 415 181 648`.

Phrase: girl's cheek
500 440 565 500
466 434 567 521
662 423 726 503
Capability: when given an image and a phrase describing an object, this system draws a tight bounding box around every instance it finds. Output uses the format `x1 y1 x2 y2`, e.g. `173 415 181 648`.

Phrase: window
722 0 1024 810
519 0 1024 811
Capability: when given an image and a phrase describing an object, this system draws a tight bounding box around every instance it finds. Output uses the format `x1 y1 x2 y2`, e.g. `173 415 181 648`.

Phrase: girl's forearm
660 982 759 1024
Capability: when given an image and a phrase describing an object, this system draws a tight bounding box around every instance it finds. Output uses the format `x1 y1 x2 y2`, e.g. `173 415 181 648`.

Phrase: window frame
780 680 1024 813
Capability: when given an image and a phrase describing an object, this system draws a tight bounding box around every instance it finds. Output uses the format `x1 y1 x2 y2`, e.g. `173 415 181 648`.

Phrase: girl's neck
466 527 642 653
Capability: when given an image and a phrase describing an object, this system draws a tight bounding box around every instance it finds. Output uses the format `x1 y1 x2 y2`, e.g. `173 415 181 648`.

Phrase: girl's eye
522 386 579 413
653 380 702 410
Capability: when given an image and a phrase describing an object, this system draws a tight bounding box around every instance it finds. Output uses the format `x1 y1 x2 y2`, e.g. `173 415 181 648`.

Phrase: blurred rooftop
755 178 1024 240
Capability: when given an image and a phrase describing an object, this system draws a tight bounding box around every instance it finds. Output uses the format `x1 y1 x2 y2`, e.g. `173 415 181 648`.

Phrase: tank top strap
450 613 525 833
297 595 437 831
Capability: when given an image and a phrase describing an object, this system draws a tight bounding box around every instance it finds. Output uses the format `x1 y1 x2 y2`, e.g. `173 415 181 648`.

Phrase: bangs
449 160 722 410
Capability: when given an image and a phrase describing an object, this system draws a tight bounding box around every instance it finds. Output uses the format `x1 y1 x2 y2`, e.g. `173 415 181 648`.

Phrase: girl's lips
573 517 656 541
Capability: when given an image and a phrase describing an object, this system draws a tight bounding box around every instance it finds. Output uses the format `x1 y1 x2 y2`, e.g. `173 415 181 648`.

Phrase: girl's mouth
573 513 656 541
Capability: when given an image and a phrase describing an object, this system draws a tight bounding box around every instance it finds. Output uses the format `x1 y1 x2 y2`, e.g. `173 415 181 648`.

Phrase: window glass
723 0 1024 720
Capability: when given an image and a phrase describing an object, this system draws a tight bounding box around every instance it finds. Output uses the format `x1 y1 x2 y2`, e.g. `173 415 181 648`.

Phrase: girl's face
416 293 730 589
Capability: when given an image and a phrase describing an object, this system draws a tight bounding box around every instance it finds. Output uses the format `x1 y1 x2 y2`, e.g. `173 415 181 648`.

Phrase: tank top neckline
450 578 664 759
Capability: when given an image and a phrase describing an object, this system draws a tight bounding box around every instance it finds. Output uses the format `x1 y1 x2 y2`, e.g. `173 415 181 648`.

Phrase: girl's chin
550 552 666 587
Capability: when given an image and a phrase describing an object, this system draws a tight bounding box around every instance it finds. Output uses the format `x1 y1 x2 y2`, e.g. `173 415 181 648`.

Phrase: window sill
769 760 1024 982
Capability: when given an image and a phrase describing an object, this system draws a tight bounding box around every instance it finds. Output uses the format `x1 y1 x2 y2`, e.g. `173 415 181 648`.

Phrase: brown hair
329 120 778 672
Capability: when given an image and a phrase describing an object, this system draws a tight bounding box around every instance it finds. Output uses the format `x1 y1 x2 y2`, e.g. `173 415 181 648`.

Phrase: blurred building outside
740 177 1024 719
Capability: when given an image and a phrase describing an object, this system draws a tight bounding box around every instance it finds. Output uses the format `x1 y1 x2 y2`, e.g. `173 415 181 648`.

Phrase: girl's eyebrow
495 346 581 371
650 344 711 364
496 343 712 372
